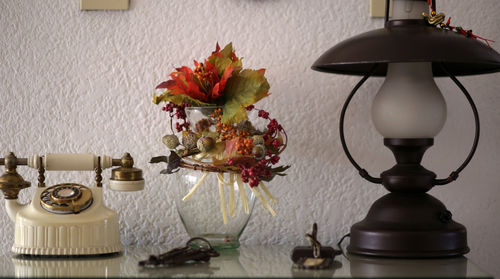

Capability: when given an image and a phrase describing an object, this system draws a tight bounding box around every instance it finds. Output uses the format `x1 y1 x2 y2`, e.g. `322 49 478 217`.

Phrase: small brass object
0 153 30 199
111 153 144 182
291 223 341 270
302 258 326 268
38 156 45 188
423 11 446 26
95 156 103 187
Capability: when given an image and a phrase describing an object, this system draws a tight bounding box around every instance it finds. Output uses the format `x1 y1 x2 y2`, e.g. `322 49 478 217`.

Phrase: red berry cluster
269 154 280 164
238 160 273 187
229 106 288 187
248 105 285 153
163 102 190 132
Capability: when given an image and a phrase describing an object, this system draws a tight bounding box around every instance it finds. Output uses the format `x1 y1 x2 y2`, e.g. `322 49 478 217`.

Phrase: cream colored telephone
0 152 144 256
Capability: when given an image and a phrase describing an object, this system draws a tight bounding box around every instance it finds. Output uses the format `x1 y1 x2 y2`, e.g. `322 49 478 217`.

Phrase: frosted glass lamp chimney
371 62 447 138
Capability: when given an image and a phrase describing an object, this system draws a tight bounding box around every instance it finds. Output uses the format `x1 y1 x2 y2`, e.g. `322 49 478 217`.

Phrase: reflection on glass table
0 245 492 278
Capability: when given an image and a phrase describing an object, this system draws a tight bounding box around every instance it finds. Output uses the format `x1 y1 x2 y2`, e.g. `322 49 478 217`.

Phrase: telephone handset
0 152 145 256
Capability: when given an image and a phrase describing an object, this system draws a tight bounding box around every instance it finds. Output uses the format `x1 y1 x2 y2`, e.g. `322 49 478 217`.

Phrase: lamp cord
384 0 390 26
339 64 382 184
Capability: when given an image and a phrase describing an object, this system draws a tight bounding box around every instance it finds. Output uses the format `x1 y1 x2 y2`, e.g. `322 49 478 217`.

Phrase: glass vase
172 106 256 249
173 171 256 249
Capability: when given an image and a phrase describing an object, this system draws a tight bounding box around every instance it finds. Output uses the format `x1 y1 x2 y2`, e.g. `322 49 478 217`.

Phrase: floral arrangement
151 43 289 224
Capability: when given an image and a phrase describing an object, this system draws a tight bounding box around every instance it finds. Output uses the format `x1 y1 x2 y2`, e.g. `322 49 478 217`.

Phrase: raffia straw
228 174 236 217
195 153 208 161
217 173 228 224
259 182 277 206
217 173 229 184
182 172 209 202
236 176 249 214
250 186 277 216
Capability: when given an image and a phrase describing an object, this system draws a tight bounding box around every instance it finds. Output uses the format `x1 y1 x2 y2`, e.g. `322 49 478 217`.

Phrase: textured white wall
0 0 499 276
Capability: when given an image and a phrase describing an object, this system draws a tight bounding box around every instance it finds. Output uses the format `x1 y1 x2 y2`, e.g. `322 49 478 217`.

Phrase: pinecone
162 134 180 149
182 132 199 150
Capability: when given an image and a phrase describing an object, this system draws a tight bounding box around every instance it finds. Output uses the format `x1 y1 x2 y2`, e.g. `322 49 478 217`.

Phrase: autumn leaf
224 139 239 158
155 81 170 89
211 64 234 99
166 66 209 102
153 90 211 107
220 69 270 124
219 42 233 58
153 43 270 124
208 43 242 76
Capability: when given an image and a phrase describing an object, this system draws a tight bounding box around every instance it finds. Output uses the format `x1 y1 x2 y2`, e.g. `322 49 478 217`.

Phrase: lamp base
347 193 469 258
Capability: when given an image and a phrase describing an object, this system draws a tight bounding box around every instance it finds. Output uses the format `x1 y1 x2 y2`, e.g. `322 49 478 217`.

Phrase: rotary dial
40 184 93 214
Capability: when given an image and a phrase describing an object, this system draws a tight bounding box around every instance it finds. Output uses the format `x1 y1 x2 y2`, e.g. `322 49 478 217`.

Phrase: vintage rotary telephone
0 152 145 256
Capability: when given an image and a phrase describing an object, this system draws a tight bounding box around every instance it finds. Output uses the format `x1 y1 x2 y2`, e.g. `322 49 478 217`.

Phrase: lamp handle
434 63 480 186
339 64 382 184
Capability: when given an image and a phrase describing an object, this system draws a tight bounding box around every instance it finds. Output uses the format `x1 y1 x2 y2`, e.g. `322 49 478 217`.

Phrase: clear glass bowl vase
172 106 256 249
173 171 256 249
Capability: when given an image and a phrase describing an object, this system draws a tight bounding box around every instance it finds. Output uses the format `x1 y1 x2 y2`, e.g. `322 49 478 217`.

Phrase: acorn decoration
252 135 265 146
197 136 216 153
252 144 266 160
162 134 180 150
182 132 199 150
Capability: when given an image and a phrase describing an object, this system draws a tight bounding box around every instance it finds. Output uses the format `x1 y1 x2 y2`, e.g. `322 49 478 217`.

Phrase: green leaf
211 57 243 77
271 165 291 174
220 69 270 124
212 57 231 76
207 43 233 67
220 42 233 58
153 90 212 107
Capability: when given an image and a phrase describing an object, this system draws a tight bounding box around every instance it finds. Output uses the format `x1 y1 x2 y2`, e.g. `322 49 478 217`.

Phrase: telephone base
10 188 124 256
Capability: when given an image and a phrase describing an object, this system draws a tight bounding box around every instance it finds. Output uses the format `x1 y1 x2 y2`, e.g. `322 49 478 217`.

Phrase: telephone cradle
0 152 145 256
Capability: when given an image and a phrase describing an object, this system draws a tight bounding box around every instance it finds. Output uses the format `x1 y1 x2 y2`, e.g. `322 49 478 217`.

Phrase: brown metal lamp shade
312 19 500 76
312 1 500 258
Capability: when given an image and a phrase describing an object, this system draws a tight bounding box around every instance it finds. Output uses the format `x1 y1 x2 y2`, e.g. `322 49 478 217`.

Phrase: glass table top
0 245 492 278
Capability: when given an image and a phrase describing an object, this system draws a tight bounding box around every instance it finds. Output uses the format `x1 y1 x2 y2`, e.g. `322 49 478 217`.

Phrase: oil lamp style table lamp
312 0 500 257
0 152 144 256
